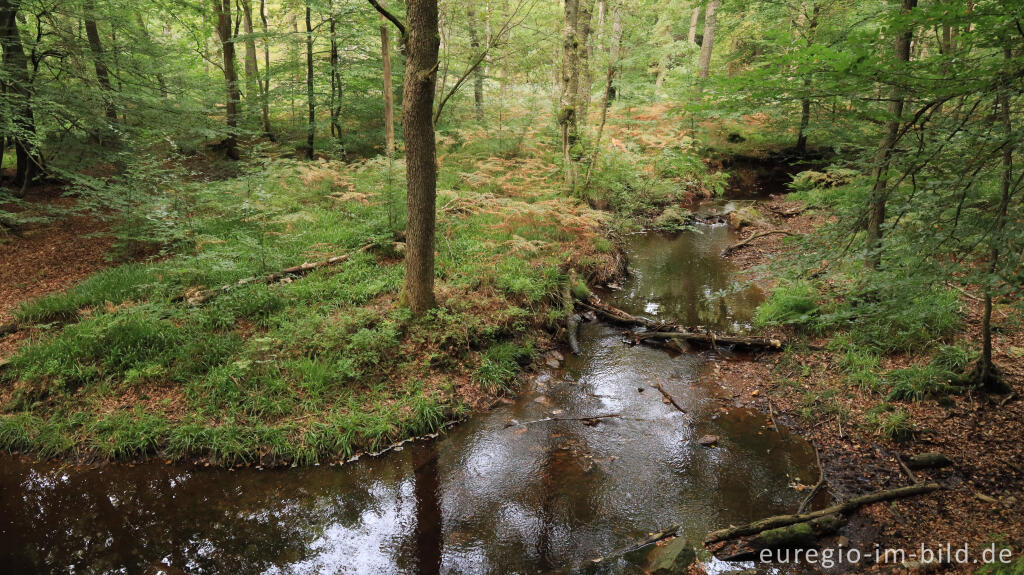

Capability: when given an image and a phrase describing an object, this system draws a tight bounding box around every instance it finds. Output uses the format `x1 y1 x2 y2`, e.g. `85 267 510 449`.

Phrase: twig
897 454 920 485
999 392 1017 408
652 382 686 413
721 229 797 256
797 444 826 514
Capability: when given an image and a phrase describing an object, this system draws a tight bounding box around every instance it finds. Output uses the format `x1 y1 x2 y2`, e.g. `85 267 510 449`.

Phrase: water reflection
1 216 817 575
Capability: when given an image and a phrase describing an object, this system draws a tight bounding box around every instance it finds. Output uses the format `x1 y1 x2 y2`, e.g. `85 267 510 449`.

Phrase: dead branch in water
652 382 686 413
721 229 796 256
704 482 940 544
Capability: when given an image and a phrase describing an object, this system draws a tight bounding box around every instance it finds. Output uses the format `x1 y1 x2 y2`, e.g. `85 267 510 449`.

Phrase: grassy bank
0 105 719 465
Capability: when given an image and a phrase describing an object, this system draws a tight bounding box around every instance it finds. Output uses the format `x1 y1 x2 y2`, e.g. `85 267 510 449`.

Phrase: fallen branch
652 382 686 413
704 482 940 544
587 524 681 567
576 298 667 330
721 229 796 256
507 413 621 428
179 242 375 305
769 205 808 218
797 445 826 514
631 330 784 352
904 452 953 470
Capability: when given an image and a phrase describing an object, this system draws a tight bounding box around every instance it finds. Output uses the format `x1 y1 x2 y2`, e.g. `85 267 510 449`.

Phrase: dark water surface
0 196 818 574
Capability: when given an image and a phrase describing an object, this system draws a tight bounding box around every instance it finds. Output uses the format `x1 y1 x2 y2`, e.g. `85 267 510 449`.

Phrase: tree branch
367 0 406 39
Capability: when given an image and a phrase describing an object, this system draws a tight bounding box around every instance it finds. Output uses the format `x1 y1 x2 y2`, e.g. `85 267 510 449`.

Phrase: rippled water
1 196 819 575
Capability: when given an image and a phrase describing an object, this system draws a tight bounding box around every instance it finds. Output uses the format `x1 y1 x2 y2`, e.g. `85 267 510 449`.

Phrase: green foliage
885 366 956 402
866 404 916 442
473 341 535 391
755 281 819 328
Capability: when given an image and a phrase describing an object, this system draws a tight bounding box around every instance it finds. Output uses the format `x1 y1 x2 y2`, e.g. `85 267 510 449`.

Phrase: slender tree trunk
402 0 440 315
0 0 38 195
582 1 621 194
560 0 580 193
865 0 916 269
688 5 700 44
577 0 594 125
214 0 241 159
241 0 260 118
467 5 484 120
794 4 819 154
697 0 719 79
134 14 168 98
379 1 395 156
975 46 1013 392
305 1 315 159
329 10 343 141
83 1 117 121
259 0 272 137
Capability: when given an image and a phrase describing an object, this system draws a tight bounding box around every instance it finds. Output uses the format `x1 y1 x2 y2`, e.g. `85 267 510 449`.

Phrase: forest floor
713 194 1023 572
0 106 714 466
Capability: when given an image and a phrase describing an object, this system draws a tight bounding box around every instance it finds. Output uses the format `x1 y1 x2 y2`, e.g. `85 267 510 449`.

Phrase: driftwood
578 298 785 352
180 242 375 304
704 482 940 544
506 413 621 427
721 229 796 256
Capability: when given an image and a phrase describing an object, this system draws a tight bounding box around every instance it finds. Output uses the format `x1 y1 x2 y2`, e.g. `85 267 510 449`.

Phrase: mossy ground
0 104 708 466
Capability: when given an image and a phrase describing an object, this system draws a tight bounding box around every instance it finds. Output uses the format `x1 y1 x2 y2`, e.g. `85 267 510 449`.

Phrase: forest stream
0 165 824 575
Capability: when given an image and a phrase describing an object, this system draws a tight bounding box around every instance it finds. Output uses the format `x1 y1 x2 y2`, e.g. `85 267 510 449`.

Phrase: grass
0 117 641 464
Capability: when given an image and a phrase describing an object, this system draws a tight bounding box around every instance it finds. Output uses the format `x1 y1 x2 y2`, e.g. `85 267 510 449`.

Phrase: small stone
697 435 719 446
637 387 645 392
546 357 561 368
837 535 850 548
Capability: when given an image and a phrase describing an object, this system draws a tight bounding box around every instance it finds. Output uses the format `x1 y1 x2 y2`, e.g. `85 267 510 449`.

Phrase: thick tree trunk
83 2 117 121
559 0 580 193
687 5 700 44
214 0 241 159
696 0 719 79
305 2 315 159
259 0 273 138
379 3 395 156
401 0 440 315
467 5 484 120
0 0 38 195
865 0 916 269
576 0 594 125
240 0 261 117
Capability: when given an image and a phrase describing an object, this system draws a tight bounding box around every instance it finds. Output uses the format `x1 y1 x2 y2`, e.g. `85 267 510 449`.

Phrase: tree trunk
401 0 440 315
973 46 1013 393
214 0 241 159
582 1 621 193
259 0 272 138
329 10 343 141
305 1 315 159
865 0 916 269
794 4 819 154
83 2 117 121
696 0 719 79
467 5 484 120
559 0 580 193
0 0 38 195
576 0 594 125
241 0 261 118
379 2 395 156
687 5 700 44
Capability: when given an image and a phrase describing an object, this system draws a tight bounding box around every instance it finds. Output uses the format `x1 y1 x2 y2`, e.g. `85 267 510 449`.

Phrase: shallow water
0 188 819 575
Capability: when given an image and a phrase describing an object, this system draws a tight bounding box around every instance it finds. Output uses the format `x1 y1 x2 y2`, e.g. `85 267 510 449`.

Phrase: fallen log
904 452 952 470
179 242 375 305
704 482 940 544
631 330 784 352
576 299 667 330
719 514 846 561
721 229 796 256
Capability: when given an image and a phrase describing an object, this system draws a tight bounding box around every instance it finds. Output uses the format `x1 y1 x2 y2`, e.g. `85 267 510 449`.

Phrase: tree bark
696 0 719 79
259 0 273 138
687 5 700 44
83 1 117 122
329 9 343 141
576 0 594 125
794 4 819 154
559 0 580 193
401 0 440 314
0 0 38 195
865 0 916 269
240 0 261 118
213 0 241 159
379 1 395 156
467 5 484 120
305 1 315 159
